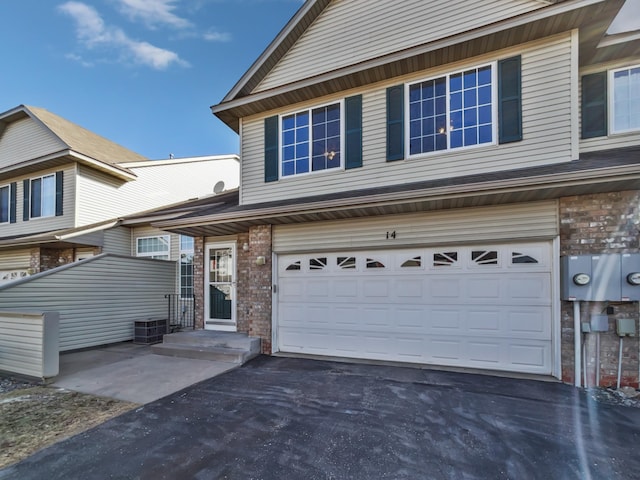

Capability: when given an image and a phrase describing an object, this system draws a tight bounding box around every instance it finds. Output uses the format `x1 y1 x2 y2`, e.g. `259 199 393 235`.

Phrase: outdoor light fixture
242 243 249 252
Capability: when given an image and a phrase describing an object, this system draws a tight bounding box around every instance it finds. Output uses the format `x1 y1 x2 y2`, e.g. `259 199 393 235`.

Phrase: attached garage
273 202 559 376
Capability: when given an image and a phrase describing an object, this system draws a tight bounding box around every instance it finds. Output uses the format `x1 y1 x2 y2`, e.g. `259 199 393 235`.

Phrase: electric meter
627 272 640 286
573 273 591 286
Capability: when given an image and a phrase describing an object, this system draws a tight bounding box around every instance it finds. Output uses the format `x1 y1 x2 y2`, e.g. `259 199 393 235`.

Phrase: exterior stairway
151 330 261 364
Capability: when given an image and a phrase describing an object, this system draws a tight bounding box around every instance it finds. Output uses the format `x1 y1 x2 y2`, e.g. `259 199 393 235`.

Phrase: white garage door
276 242 553 375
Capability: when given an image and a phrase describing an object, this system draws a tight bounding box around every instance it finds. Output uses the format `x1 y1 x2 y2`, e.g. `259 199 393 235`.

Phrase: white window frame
29 174 56 219
609 64 640 135
0 184 10 224
278 99 345 179
179 235 195 299
136 235 170 260
405 62 497 159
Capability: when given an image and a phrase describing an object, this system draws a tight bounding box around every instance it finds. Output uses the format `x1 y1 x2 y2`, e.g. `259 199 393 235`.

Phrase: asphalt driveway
2 356 639 479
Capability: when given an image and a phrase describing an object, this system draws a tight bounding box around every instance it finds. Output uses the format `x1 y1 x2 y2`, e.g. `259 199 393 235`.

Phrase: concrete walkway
52 342 237 404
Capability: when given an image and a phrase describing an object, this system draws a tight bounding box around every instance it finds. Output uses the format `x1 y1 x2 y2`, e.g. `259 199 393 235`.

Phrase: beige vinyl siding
0 255 176 351
102 226 133 256
0 311 59 379
0 249 32 270
273 201 559 253
0 163 76 236
0 116 66 170
242 33 575 205
257 0 544 92
76 158 239 226
579 60 640 153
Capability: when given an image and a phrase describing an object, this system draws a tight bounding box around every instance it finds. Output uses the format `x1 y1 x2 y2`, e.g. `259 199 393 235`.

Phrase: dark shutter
344 95 363 170
30 178 41 218
9 182 16 224
55 171 64 216
386 85 405 161
23 179 30 221
581 72 608 139
498 55 523 144
264 116 279 183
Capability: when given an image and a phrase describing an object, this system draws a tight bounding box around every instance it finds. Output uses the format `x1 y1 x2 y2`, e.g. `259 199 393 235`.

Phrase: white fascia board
68 151 137 181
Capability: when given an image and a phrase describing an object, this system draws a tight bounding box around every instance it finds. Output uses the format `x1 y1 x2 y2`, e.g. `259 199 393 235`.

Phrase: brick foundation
559 190 640 388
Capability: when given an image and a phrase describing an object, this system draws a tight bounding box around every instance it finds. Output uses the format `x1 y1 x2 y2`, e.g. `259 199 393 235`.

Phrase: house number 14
386 231 396 239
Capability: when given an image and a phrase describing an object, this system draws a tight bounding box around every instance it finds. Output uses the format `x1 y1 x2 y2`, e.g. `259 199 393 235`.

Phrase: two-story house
156 0 640 387
0 104 239 279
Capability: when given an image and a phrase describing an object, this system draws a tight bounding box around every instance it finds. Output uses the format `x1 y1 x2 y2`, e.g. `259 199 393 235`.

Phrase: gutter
155 162 640 229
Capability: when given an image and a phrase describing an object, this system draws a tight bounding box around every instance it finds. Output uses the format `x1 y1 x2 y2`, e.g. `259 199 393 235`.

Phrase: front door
204 243 236 331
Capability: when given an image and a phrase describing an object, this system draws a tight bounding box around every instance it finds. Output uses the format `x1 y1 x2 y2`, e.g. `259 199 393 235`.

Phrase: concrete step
151 331 261 364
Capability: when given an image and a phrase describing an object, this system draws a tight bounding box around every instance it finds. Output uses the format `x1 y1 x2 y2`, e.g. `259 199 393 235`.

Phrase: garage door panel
277 243 554 375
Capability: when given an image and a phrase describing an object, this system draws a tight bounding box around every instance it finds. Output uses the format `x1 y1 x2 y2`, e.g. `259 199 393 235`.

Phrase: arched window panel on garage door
285 260 302 271
400 256 422 268
337 256 357 269
471 249 499 266
366 258 386 269
309 257 328 270
433 251 459 268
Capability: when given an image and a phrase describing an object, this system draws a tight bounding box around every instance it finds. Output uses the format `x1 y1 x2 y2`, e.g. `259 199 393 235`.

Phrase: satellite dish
213 181 225 194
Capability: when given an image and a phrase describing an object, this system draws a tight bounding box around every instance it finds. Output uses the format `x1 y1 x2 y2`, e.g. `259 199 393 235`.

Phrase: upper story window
407 64 495 156
136 236 170 260
611 65 640 134
30 174 56 219
281 102 343 177
22 171 63 221
0 185 10 224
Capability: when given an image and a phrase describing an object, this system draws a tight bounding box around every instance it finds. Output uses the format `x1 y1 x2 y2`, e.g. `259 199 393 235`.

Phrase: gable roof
212 0 632 132
0 105 146 180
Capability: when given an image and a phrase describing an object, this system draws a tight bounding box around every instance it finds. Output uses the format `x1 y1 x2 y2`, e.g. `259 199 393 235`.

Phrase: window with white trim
611 65 640 134
179 236 194 298
136 236 170 260
0 185 9 223
30 174 56 219
408 64 495 156
281 101 343 177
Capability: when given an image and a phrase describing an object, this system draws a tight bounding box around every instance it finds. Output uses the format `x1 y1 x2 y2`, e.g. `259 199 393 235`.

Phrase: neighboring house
155 0 640 387
0 105 239 284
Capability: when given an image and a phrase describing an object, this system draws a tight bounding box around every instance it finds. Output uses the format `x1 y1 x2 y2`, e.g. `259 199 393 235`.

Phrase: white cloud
58 1 188 70
115 0 191 29
203 29 231 42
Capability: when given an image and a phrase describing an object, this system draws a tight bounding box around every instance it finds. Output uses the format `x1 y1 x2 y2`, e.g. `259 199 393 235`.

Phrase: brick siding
559 190 640 387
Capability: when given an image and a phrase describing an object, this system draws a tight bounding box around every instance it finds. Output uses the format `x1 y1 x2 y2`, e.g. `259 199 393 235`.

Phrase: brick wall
559 190 640 387
245 225 273 354
39 248 74 272
235 232 251 334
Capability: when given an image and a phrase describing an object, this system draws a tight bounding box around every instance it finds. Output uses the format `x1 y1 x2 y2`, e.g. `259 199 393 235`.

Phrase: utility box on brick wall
561 254 640 301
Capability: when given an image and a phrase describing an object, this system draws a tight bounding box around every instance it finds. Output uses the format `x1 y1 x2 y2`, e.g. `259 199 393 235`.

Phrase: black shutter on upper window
264 116 279 183
498 55 523 144
55 171 64 216
9 182 16 224
386 85 405 162
581 72 608 139
22 179 30 221
345 94 363 170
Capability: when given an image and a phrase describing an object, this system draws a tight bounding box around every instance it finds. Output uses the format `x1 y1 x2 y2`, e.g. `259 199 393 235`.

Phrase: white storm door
204 243 236 331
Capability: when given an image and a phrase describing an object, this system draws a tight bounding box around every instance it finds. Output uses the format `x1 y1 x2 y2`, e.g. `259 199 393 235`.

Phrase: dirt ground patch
0 380 137 469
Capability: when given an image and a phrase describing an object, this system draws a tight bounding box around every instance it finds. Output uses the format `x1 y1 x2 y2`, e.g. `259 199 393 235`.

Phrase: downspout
574 301 581 388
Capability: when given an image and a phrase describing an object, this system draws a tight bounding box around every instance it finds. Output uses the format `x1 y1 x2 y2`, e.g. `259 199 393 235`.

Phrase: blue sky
0 0 302 160
0 0 638 160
